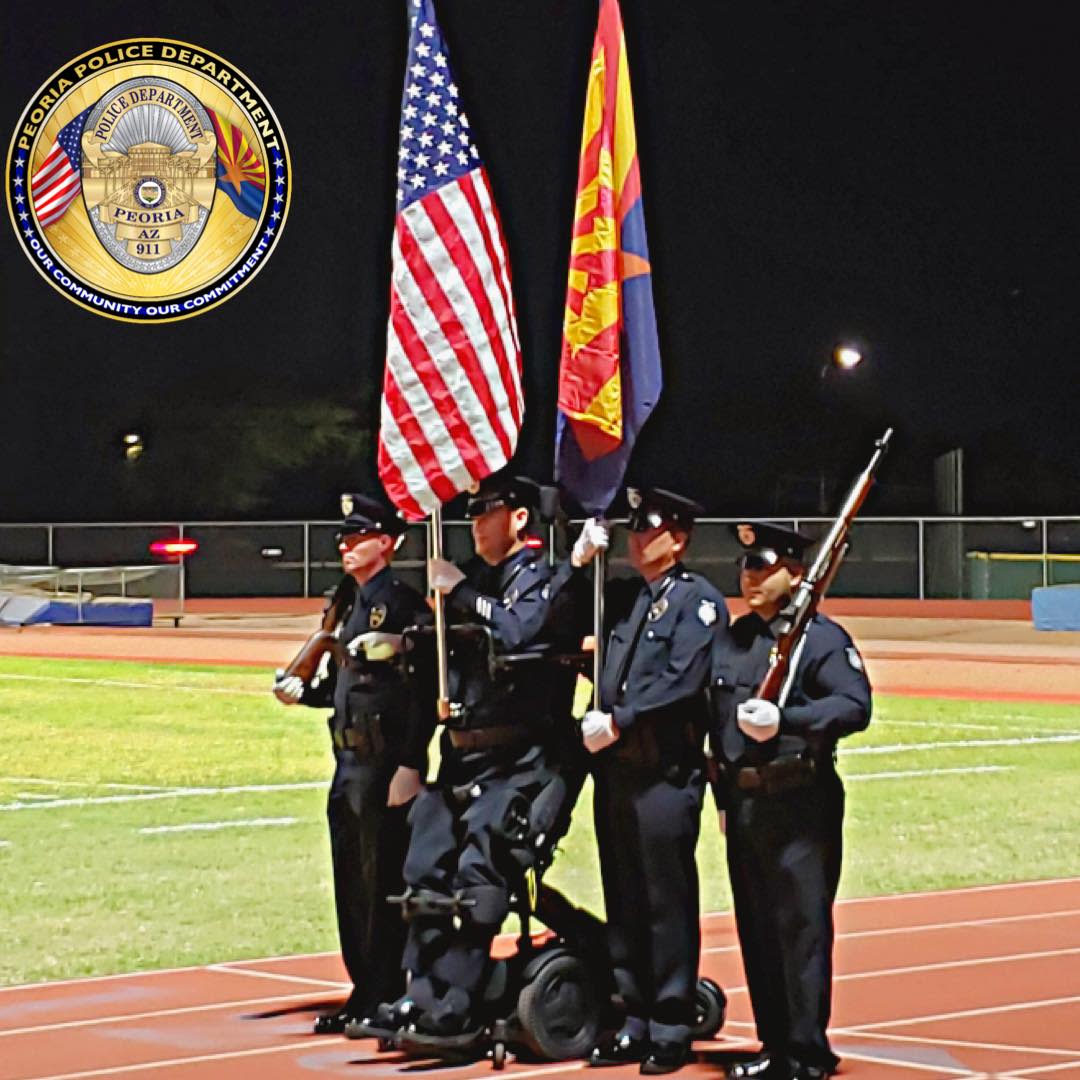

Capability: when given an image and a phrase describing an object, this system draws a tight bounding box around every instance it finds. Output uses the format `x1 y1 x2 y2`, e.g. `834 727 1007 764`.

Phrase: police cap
731 520 814 566
625 487 703 532
465 474 541 518
337 493 407 541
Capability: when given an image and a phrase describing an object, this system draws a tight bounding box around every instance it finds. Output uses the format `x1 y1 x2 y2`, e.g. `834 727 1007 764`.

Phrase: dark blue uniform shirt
711 611 872 766
601 563 728 730
302 567 434 768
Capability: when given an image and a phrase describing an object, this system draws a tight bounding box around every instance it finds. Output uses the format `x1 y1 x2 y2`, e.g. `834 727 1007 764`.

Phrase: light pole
817 343 865 513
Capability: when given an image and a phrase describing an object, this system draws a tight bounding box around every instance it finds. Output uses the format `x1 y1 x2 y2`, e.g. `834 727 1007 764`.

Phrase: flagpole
592 545 605 709
430 505 452 720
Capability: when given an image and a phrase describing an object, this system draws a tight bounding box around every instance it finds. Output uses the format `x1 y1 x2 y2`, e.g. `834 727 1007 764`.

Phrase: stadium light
817 343 868 511
832 344 864 370
122 432 144 462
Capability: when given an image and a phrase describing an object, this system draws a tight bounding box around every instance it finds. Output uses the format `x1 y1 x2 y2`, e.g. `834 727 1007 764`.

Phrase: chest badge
647 597 668 622
369 603 388 629
698 599 718 626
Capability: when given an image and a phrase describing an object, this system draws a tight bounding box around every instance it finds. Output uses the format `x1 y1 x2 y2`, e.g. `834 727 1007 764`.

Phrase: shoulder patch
846 646 864 672
698 599 718 626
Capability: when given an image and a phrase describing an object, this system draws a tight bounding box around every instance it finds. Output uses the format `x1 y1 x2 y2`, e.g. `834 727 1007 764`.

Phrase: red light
524 536 544 549
150 539 199 557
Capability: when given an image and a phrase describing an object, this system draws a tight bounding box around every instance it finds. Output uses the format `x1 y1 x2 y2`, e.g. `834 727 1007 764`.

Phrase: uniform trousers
724 765 844 1071
401 742 556 1023
593 745 705 1048
327 747 411 1011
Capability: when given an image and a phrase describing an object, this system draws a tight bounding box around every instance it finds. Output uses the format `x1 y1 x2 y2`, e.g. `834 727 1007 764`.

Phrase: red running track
1 878 1078 1080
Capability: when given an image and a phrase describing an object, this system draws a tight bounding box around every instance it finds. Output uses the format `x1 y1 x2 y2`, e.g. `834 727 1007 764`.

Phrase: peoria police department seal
6 39 290 322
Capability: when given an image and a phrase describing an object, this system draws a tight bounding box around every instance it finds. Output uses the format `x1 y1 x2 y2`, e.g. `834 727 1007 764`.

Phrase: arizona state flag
554 0 662 516
206 108 267 220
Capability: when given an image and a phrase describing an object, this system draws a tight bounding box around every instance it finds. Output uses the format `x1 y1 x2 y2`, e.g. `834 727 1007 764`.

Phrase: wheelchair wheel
690 977 726 1040
516 952 600 1060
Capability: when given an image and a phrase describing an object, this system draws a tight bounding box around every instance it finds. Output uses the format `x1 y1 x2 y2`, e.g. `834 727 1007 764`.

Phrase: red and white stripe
31 142 81 228
378 167 523 519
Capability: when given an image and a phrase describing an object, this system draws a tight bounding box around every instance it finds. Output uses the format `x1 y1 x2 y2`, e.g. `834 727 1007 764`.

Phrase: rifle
756 427 893 706
276 574 354 692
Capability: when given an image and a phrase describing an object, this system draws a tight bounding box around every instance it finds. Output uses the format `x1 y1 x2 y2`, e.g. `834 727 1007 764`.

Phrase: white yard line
0 780 328 812
0 778 172 791
139 817 300 835
0 673 264 695
842 733 1080 756
846 765 1014 781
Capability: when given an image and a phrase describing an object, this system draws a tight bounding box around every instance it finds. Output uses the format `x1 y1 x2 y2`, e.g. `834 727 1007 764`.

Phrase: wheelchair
390 626 726 1067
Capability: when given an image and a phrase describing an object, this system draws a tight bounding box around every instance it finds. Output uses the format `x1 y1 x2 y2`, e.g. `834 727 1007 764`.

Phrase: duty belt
728 755 816 796
332 715 386 756
448 726 529 751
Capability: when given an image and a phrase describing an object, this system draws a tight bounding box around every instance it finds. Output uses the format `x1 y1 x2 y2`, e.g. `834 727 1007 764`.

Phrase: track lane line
0 990 340 1038
203 964 346 989
704 907 1080 952
840 993 1080 1033
826 1029 1080 1061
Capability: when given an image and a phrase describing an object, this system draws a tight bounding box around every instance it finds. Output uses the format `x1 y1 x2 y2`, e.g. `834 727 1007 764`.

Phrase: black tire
690 977 726 1040
517 953 600 1060
492 1041 506 1069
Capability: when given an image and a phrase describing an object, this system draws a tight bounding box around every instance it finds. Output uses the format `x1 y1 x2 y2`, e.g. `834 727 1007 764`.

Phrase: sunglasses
736 552 781 572
337 529 379 546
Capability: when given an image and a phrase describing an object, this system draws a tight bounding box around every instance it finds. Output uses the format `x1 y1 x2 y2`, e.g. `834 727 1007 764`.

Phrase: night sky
3 0 1078 521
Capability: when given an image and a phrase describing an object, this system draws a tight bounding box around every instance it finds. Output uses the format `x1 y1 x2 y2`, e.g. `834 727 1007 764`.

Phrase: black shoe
590 1033 648 1067
640 1042 689 1075
344 999 415 1041
729 1052 776 1079
793 1065 833 1080
314 1008 360 1035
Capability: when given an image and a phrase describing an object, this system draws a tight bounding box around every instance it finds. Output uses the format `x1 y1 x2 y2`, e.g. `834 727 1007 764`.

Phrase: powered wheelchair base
393 883 726 1069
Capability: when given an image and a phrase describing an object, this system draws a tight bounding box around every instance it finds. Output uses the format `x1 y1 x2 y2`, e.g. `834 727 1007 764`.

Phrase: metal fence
2 516 1079 602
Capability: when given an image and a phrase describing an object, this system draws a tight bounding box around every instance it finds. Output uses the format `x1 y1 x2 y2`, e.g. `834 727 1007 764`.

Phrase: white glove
581 709 619 753
273 672 304 705
387 766 423 808
737 698 781 742
571 517 610 567
428 557 466 593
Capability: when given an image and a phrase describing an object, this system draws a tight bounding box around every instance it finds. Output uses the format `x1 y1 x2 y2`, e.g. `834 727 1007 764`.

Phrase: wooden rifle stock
281 575 354 683
756 428 893 705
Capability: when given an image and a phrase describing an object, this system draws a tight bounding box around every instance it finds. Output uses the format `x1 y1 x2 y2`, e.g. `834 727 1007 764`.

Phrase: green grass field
2 655 1078 987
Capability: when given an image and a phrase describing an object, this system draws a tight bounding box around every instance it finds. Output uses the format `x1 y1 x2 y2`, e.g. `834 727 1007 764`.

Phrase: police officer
710 522 871 1080
351 473 580 1050
273 493 434 1034
572 488 728 1075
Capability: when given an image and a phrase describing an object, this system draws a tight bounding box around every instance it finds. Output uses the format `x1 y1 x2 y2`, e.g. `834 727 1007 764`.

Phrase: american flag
31 107 92 229
378 0 523 521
